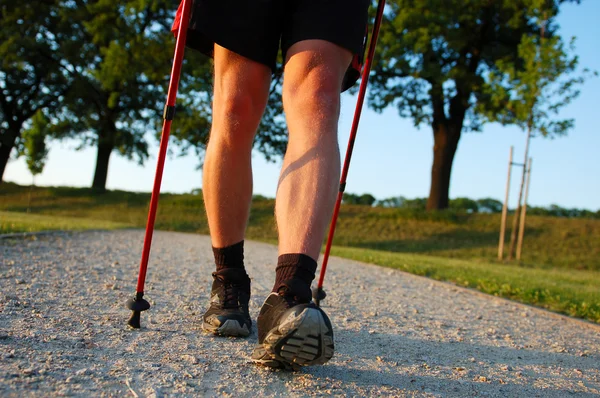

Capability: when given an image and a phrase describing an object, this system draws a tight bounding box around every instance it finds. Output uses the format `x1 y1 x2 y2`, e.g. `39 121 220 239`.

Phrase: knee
212 51 270 133
210 91 263 147
282 71 342 122
214 91 260 128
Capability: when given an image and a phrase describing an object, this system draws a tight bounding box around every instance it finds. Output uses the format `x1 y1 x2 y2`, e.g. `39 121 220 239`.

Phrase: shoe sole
252 307 334 369
203 319 250 337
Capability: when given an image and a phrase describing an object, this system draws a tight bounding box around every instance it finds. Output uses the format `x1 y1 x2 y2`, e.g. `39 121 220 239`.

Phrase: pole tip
128 311 142 329
312 287 327 307
126 293 150 329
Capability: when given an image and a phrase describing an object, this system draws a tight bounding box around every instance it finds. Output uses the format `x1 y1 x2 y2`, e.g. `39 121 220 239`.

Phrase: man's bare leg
276 40 353 260
201 45 270 336
203 45 271 248
252 39 352 368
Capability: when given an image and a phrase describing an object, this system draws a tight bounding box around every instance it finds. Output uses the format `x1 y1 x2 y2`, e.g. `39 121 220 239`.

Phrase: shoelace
221 282 241 309
277 287 308 307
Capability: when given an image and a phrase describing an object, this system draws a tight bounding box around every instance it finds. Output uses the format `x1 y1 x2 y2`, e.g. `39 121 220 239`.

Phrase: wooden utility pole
498 146 514 261
516 158 533 261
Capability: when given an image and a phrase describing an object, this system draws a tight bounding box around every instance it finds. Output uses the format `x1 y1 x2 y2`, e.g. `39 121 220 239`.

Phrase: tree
53 1 288 190
369 0 582 210
21 110 50 211
342 193 360 204
449 197 479 213
21 110 50 177
479 15 590 259
342 192 376 206
401 197 427 210
48 0 185 191
0 1 69 182
476 198 503 213
376 196 404 208
357 193 377 206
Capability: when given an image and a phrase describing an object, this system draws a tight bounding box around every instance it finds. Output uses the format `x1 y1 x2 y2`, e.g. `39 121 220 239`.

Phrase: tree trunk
426 123 461 210
0 143 13 183
92 141 114 191
91 122 116 191
0 127 21 183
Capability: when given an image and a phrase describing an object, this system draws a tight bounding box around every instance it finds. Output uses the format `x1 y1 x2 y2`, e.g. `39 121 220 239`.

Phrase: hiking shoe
251 279 334 370
202 268 251 337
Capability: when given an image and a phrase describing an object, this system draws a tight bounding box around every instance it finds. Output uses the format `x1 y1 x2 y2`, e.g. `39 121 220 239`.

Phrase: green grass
1 182 599 323
332 246 600 323
331 206 600 271
0 211 131 234
2 183 599 270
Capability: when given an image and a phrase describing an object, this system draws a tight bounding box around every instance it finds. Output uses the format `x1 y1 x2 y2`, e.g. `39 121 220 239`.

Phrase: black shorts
185 0 370 76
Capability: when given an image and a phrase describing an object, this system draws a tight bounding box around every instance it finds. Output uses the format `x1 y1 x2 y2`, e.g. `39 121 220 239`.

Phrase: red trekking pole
314 0 386 306
126 0 193 328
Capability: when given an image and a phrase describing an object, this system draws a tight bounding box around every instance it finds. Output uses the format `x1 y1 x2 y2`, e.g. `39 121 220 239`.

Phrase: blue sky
4 1 600 210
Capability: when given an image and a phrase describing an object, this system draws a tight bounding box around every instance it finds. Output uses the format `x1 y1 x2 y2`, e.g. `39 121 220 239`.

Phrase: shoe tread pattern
260 307 334 368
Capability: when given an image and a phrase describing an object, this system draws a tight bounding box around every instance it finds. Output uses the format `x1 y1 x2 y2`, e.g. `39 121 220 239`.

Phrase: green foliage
0 0 70 179
159 49 213 164
375 196 404 208
368 0 585 209
370 0 580 128
377 196 476 212
1 0 185 185
51 0 183 163
343 192 377 206
476 198 503 213
478 28 591 137
254 67 289 162
377 194 597 219
449 197 479 213
252 194 271 202
376 194 600 220
20 111 50 176
376 196 428 209
528 204 600 219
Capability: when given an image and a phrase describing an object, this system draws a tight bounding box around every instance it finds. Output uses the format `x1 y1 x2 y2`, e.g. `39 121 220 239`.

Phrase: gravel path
1 230 599 397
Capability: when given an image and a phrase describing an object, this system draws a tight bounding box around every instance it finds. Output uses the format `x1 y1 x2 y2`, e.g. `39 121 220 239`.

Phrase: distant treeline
341 193 600 219
195 189 600 219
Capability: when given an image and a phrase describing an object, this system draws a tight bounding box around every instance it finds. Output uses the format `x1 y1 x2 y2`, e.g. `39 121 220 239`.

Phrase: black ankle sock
273 254 317 293
213 241 245 272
